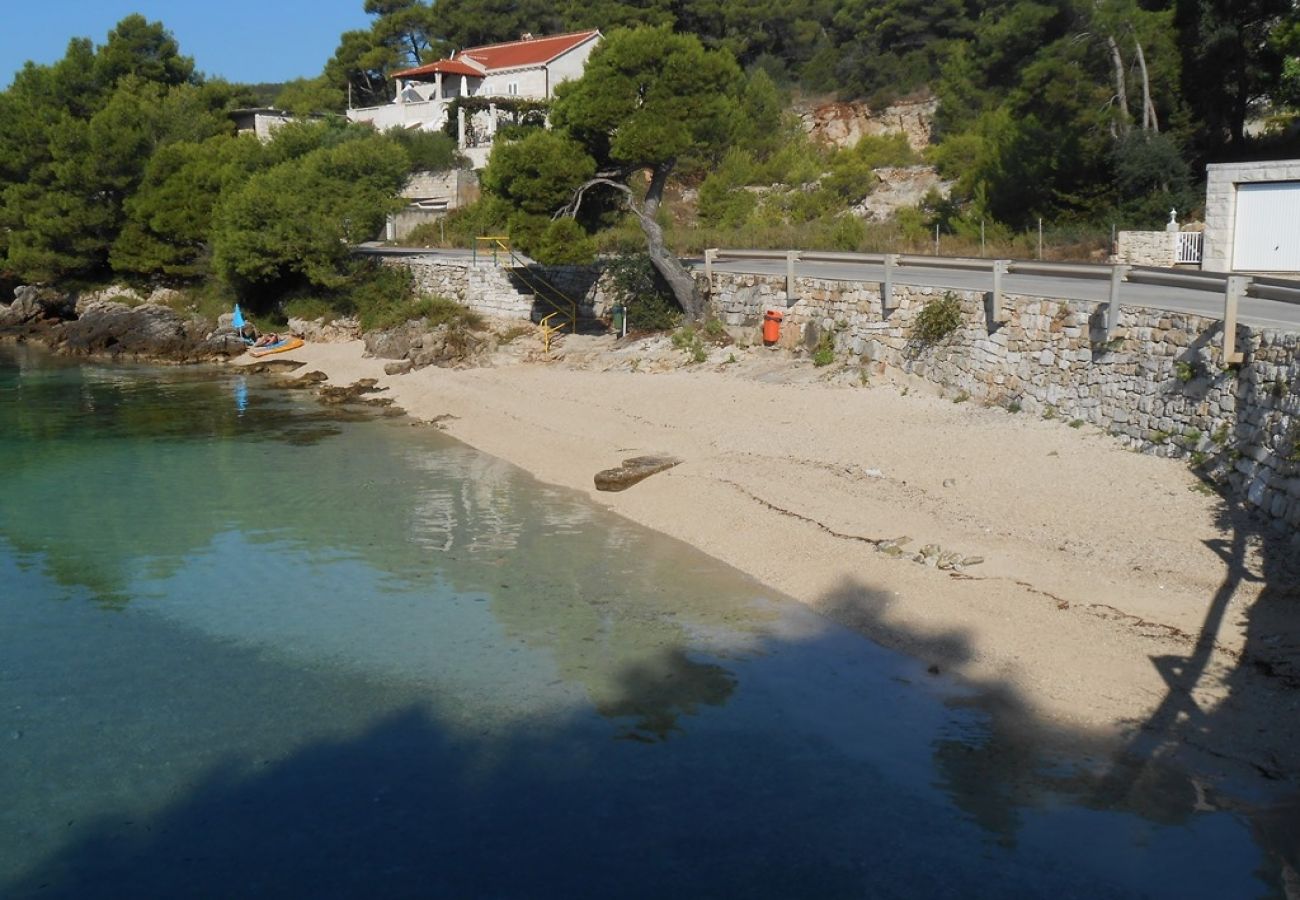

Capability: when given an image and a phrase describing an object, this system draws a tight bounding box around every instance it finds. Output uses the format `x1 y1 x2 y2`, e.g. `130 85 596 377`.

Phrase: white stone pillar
457 106 466 148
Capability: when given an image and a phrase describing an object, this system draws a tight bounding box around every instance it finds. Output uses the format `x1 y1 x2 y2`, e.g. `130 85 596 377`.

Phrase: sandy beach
246 335 1300 779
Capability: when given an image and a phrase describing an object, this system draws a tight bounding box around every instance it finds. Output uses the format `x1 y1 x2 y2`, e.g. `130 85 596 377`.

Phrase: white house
347 30 601 167
230 108 298 142
1202 160 1300 274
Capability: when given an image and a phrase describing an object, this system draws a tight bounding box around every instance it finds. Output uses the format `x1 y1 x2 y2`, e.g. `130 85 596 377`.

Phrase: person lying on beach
253 333 281 348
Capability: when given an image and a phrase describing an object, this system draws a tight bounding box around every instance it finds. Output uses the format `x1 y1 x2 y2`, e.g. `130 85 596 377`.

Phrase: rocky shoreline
0 285 246 362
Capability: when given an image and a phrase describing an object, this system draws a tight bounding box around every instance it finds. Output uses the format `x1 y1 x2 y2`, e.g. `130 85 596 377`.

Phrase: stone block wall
712 272 1300 531
1114 231 1176 267
384 258 614 322
388 258 535 319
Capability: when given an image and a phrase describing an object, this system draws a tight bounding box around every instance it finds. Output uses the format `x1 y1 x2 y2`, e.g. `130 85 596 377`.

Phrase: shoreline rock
1 284 245 363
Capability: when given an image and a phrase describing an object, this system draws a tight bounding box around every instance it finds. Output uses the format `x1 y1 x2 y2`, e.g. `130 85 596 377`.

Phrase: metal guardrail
705 248 1300 304
704 247 1300 365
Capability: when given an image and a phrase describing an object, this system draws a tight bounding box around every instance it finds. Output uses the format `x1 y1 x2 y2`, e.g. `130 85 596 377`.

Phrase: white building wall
1203 159 1300 272
347 99 448 131
480 68 548 100
546 40 599 94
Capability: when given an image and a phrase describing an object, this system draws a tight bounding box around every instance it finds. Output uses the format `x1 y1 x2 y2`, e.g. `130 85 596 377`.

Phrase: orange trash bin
762 309 783 344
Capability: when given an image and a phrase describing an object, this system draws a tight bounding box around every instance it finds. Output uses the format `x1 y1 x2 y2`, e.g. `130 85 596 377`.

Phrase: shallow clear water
0 343 1292 898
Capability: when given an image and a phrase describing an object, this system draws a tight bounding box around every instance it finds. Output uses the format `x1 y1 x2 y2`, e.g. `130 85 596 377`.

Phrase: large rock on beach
61 300 198 357
594 454 683 492
289 316 361 343
364 321 424 360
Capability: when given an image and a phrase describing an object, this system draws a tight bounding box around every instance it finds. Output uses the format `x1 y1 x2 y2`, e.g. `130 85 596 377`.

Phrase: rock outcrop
1 285 246 362
854 166 954 222
798 98 937 152
0 285 76 331
363 320 494 369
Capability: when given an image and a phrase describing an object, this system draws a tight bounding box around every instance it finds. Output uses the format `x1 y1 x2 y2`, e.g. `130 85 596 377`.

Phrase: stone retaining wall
712 272 1300 531
1114 231 1177 267
390 258 535 318
389 258 612 321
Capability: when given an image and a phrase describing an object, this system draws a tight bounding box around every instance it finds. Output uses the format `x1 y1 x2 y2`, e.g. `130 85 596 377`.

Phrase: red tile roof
394 30 600 80
392 58 485 79
459 30 599 71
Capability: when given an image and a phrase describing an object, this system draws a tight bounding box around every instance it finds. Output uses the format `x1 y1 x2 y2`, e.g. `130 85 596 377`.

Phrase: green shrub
913 292 963 343
812 330 836 367
1174 360 1195 383
531 218 596 265
282 296 340 323
603 252 682 331
401 222 446 247
671 325 708 363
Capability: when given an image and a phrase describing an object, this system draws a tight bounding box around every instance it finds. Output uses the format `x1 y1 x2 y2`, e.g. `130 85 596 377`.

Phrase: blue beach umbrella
232 303 254 344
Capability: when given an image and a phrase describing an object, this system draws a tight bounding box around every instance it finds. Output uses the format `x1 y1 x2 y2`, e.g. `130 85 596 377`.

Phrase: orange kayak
248 337 304 358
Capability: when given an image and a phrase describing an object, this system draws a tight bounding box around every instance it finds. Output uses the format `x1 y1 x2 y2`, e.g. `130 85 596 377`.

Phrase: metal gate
1175 232 1203 264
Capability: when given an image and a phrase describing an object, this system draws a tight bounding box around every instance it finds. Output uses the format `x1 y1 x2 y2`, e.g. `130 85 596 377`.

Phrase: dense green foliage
313 0 1299 236
5 0 1300 324
0 16 462 318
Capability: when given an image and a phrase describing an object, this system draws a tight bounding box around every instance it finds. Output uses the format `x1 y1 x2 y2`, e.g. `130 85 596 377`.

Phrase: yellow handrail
476 235 580 349
539 311 565 353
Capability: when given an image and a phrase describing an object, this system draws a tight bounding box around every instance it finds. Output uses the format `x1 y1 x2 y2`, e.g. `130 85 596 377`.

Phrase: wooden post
882 253 898 313
1107 264 1128 340
1223 276 1248 365
786 250 799 307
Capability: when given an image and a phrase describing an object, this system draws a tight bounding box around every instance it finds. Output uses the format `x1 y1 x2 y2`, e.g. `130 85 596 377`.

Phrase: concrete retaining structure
711 272 1300 531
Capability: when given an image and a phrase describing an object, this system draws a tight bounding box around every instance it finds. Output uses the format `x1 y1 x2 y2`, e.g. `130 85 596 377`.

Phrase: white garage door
1233 181 1300 272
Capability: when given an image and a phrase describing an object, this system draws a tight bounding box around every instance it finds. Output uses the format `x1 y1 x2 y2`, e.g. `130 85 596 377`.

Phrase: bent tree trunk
640 163 706 321
568 164 707 321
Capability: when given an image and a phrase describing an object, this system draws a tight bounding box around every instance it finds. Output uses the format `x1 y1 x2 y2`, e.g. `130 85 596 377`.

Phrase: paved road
357 245 1300 332
705 257 1300 332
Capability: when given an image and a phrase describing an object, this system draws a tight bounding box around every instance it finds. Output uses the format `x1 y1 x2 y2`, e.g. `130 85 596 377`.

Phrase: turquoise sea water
0 343 1294 898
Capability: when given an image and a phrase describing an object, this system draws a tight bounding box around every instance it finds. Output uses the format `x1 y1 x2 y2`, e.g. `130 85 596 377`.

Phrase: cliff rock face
798 98 937 152
855 166 954 222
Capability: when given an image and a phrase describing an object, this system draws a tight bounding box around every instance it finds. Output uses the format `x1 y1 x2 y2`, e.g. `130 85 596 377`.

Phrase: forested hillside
1 1 1297 318
299 0 1298 232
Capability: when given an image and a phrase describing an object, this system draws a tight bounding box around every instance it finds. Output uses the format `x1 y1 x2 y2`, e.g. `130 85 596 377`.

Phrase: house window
507 82 518 96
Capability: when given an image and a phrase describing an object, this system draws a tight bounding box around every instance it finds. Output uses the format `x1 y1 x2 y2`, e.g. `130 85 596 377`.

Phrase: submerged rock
318 378 386 405
594 454 683 492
